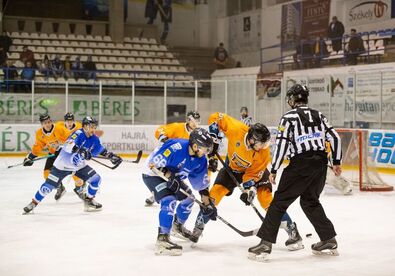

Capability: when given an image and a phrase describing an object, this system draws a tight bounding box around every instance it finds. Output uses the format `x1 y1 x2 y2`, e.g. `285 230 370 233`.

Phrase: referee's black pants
257 151 336 243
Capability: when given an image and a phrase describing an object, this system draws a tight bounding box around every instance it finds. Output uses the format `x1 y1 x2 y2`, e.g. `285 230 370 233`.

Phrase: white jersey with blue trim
144 139 209 192
54 129 105 171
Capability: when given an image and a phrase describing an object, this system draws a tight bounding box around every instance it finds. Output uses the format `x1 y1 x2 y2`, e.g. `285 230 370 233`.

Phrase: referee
248 84 342 261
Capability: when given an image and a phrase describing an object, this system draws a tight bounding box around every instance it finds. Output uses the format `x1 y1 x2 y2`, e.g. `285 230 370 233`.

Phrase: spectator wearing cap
346 28 365 65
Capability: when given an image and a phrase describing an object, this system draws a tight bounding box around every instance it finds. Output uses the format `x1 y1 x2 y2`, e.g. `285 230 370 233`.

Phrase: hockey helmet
189 128 213 154
39 113 51 122
186 111 201 122
247 123 270 149
64 112 75 121
82 116 98 127
286 84 309 106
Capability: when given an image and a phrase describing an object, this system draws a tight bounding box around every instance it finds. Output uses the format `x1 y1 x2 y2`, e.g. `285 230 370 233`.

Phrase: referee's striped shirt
270 105 342 174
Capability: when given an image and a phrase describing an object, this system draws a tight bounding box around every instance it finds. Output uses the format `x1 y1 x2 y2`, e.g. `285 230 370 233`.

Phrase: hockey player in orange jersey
146 111 219 206
188 112 304 251
54 112 86 200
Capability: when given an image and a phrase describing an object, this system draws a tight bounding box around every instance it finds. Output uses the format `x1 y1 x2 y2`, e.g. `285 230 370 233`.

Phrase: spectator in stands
346 29 365 65
63 56 72 79
0 31 12 54
145 0 172 44
72 57 84 80
37 55 51 79
2 58 18 92
312 36 329 68
235 61 242 68
84 55 97 80
293 37 313 69
20 61 36 92
214 42 228 69
50 55 64 79
327 16 345 53
19 46 35 67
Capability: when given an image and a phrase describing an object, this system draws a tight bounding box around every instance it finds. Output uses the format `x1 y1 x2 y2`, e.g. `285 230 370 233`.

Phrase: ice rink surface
1 157 395 276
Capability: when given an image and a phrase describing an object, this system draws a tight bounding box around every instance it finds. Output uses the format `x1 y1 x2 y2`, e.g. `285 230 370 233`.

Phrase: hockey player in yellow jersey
23 113 68 195
54 112 86 200
146 111 219 206
189 112 304 251
154 111 201 142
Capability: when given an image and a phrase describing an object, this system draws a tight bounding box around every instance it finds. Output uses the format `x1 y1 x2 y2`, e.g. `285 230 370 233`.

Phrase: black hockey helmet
247 123 270 146
39 113 51 122
286 84 309 105
82 116 98 127
189 128 213 153
64 112 75 121
186 111 201 122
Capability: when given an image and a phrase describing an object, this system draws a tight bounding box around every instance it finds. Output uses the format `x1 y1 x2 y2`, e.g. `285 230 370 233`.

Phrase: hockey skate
73 183 86 200
156 228 182 256
171 216 192 241
54 184 66 201
312 237 339 256
248 240 272 262
145 195 155 207
84 196 102 212
23 200 38 214
285 222 304 251
189 224 204 243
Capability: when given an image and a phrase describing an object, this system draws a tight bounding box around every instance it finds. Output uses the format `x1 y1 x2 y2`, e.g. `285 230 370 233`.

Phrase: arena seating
5 32 195 88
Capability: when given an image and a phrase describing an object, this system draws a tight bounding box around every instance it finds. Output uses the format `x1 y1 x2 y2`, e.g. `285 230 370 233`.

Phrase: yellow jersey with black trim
208 112 271 183
155 122 190 141
31 124 69 155
55 121 82 138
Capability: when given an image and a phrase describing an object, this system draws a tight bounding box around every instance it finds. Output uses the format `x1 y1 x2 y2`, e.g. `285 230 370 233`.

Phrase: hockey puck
306 233 312 238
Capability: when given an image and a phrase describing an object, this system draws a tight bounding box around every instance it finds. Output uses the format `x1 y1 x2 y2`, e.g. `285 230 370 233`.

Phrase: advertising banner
300 0 331 38
346 0 392 27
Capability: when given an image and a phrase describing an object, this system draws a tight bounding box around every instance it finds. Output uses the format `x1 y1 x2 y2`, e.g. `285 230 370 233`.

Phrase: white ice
1 157 395 276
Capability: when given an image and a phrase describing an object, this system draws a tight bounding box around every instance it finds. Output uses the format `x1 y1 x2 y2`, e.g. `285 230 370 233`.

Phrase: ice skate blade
22 210 34 215
287 241 304 251
248 252 269 262
155 245 182 256
84 206 102 212
312 249 339 256
170 230 190 241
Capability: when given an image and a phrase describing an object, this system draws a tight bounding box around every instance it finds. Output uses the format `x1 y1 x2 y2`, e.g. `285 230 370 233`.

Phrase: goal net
335 129 393 192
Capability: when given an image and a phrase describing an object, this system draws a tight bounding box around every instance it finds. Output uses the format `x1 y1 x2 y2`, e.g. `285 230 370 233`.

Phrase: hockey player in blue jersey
142 128 216 256
23 116 122 214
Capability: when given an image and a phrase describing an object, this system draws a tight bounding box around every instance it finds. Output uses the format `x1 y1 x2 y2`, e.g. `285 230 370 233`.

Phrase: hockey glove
79 148 92 160
240 187 257 206
167 173 182 194
201 199 217 221
208 157 218 172
110 154 122 165
23 153 36 166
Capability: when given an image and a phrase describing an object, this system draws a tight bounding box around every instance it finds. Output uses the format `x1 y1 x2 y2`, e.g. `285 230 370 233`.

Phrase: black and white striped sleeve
321 113 342 165
270 116 291 174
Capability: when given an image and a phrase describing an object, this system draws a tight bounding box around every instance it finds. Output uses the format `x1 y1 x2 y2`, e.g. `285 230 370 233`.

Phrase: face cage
250 137 270 150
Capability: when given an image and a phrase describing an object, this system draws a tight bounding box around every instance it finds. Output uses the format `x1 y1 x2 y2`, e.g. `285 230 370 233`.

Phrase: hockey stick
215 152 265 222
91 157 122 170
7 154 55 169
94 150 143 164
151 167 258 237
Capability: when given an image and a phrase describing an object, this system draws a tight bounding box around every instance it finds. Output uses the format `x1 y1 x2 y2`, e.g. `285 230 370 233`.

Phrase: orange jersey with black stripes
155 122 190 141
55 121 82 137
209 112 271 183
31 124 69 155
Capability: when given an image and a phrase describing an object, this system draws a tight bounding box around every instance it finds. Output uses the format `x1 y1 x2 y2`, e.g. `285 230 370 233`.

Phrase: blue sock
159 195 177 234
175 197 194 224
281 212 293 227
87 174 101 197
34 182 55 202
